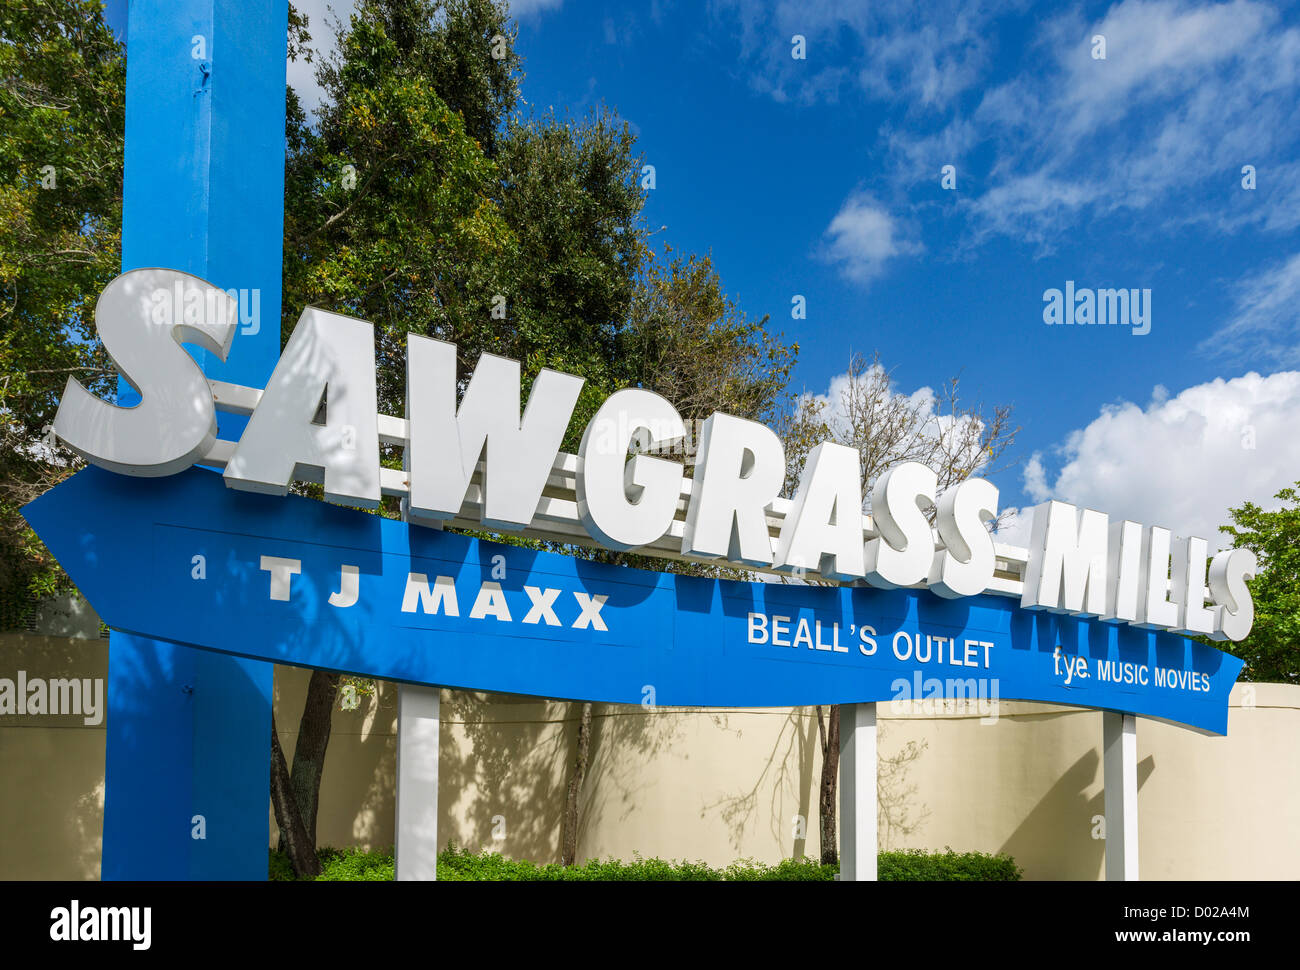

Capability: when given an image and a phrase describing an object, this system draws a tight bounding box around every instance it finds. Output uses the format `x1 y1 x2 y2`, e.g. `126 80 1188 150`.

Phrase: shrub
267 849 296 882
722 857 837 881
270 844 1021 881
436 844 724 881
317 846 395 881
878 847 1022 881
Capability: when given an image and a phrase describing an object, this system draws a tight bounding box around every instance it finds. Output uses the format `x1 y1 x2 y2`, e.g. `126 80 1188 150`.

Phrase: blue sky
507 0 1300 544
110 0 1300 544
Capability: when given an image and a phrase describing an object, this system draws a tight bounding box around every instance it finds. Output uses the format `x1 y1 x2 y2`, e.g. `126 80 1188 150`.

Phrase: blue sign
24 466 1243 735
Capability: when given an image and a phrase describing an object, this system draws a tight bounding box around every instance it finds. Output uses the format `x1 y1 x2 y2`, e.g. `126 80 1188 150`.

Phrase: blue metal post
103 0 287 879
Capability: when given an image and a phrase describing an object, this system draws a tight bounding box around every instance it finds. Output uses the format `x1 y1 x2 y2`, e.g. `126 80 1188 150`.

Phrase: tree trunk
560 701 593 866
817 704 841 865
271 713 320 878
275 669 340 853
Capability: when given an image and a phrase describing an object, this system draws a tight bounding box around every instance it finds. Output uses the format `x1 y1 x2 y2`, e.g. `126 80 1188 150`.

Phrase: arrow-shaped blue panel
25 467 1244 734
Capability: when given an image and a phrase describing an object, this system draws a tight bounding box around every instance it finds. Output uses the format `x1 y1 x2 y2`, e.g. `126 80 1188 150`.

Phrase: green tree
494 107 647 441
276 0 525 878
621 246 795 427
282 0 516 415
278 0 800 874
274 0 660 876
0 0 124 627
1215 482 1300 684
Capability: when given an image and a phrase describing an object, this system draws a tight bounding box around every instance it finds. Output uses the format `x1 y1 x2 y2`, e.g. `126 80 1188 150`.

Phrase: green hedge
269 845 1021 881
878 848 1022 881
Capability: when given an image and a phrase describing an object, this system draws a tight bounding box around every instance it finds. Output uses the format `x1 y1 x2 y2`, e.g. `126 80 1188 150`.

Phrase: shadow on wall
581 702 752 860
999 748 1155 880
277 689 939 867
291 683 849 866
698 709 818 858
350 687 398 847
273 671 592 863
439 695 728 863
877 720 931 849
698 709 932 861
438 690 571 861
271 668 399 853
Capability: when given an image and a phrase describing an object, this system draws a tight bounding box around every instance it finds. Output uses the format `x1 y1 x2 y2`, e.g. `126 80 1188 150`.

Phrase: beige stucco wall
0 633 108 880
4 632 1298 879
876 687 1300 879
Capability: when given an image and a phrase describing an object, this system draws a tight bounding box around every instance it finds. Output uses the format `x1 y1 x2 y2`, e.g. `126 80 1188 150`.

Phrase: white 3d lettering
54 269 1256 641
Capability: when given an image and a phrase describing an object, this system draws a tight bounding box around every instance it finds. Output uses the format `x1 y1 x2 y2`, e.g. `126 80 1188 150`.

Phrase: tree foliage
622 246 796 427
1215 482 1300 683
493 106 647 445
283 0 515 420
275 0 798 875
778 351 1018 510
0 0 124 626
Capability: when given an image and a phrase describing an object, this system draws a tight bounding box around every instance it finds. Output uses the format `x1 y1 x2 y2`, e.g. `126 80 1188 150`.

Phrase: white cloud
821 193 921 284
287 0 356 116
959 0 1300 245
719 0 1300 248
1054 0 1272 135
964 173 1105 249
1203 253 1300 367
1020 370 1300 548
855 12 995 110
510 0 563 15
1022 452 1049 502
991 505 1033 547
1205 160 1300 236
713 0 1010 109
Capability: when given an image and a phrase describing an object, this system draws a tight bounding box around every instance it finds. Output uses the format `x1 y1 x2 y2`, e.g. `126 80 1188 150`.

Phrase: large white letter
576 389 685 550
681 413 783 566
1019 501 1108 615
224 307 380 507
1172 536 1215 635
53 268 237 475
929 477 999 599
405 337 583 529
1102 520 1144 623
1134 526 1178 629
864 462 937 589
775 442 865 580
1208 547 1256 642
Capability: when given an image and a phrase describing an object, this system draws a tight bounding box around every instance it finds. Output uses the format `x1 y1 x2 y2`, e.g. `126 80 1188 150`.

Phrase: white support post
395 684 441 881
1103 711 1139 881
838 702 877 881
